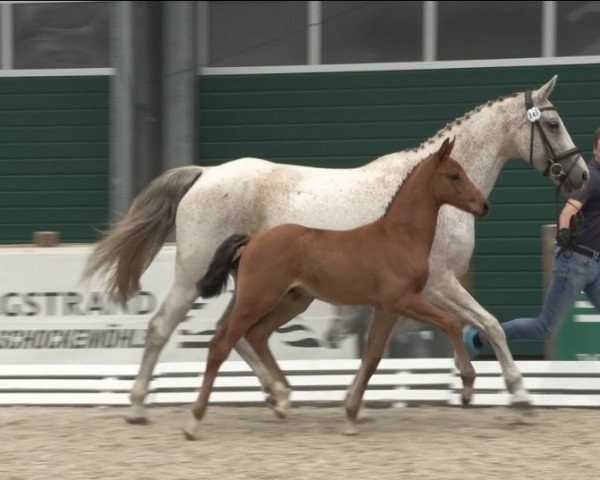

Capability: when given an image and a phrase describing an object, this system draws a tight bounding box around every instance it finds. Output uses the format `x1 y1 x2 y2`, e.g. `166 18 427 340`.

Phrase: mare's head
432 138 489 219
513 75 588 192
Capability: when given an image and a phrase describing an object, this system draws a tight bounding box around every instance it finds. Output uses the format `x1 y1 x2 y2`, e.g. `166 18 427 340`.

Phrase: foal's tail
197 234 250 298
83 165 204 304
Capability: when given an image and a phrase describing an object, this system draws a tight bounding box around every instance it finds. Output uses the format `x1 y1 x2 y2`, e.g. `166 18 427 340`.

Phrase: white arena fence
1 359 600 408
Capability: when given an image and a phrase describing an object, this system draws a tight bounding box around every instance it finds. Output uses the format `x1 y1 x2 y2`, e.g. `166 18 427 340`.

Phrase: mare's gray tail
197 234 250 298
83 165 203 304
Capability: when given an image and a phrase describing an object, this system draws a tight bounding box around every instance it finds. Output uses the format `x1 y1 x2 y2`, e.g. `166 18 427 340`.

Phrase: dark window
209 1 307 67
557 1 600 56
13 2 110 69
438 1 542 60
322 1 422 64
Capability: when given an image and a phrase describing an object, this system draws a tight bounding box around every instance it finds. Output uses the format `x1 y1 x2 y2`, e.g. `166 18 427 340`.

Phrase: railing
1 359 599 407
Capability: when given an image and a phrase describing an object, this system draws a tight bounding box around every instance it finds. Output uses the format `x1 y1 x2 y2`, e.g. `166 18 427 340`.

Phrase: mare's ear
533 75 557 103
437 137 454 162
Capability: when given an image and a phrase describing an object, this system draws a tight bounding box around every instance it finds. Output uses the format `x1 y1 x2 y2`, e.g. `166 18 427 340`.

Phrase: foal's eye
449 173 460 181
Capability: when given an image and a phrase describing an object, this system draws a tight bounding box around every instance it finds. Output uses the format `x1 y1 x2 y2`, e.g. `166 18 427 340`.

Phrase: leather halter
524 90 581 179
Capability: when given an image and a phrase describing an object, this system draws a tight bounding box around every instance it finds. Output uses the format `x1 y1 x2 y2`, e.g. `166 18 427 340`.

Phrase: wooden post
542 224 556 358
33 231 60 247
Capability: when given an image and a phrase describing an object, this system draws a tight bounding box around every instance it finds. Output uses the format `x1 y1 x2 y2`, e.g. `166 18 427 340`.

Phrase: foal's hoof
183 429 199 441
183 418 202 441
461 393 473 407
266 395 287 419
268 382 291 419
124 405 149 425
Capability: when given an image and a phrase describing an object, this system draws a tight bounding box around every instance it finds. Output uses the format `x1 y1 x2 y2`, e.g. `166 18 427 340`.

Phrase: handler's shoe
463 326 481 360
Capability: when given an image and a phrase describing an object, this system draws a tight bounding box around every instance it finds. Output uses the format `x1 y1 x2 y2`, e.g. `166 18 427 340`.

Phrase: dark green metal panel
199 63 600 357
0 76 109 244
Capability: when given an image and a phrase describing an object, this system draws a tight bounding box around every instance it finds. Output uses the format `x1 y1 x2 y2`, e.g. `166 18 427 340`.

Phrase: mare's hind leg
391 292 476 407
126 279 198 424
345 309 397 436
244 292 314 418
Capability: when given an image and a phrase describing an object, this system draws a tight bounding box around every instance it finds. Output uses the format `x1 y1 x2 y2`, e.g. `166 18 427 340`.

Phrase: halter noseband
524 90 581 180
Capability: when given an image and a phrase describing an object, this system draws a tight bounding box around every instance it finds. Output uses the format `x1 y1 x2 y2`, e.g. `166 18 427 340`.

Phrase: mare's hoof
125 416 149 425
344 421 358 436
125 405 149 425
511 392 533 411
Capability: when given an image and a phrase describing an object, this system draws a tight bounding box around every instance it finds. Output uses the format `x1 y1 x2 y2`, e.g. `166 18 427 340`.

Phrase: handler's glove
557 227 573 249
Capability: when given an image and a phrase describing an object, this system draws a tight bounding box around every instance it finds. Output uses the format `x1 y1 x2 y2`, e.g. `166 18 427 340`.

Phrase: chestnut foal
184 138 489 439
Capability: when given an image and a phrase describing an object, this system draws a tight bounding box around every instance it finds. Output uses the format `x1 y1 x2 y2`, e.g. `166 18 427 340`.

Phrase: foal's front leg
345 308 397 436
392 292 476 406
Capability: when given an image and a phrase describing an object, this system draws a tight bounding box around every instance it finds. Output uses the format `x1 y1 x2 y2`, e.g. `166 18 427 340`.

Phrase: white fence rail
1 359 599 407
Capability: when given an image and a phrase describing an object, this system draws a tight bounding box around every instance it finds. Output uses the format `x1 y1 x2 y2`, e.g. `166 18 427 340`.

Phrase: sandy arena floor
0 405 598 480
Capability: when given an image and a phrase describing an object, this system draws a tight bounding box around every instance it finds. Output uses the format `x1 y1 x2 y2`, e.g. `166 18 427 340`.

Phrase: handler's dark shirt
569 160 600 251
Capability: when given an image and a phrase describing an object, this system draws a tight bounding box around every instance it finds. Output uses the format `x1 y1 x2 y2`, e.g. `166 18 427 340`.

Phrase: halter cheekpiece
524 90 580 179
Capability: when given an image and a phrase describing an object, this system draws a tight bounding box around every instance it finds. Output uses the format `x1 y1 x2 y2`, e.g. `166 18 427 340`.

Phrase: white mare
84 76 588 424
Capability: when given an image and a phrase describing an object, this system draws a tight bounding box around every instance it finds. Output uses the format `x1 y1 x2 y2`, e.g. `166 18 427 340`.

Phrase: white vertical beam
163 0 196 170
1 2 13 69
197 0 209 68
109 0 135 221
423 1 437 62
308 1 321 65
542 1 557 57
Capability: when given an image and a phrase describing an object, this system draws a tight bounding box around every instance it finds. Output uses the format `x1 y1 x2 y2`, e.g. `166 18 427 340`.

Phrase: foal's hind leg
245 292 314 418
345 309 397 436
184 294 282 440
220 291 282 401
183 316 248 440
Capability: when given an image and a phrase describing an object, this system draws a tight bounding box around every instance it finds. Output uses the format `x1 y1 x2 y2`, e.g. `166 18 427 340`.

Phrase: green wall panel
199 63 600 357
0 76 109 244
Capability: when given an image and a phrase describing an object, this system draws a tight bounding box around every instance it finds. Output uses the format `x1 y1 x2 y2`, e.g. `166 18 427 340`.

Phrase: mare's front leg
424 274 531 408
245 292 314 418
345 308 397 436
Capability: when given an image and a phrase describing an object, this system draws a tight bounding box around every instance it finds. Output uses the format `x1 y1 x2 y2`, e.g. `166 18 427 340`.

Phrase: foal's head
432 138 490 218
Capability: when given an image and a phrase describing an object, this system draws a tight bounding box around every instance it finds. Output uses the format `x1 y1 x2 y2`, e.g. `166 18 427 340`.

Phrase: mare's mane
410 93 519 154
378 92 519 217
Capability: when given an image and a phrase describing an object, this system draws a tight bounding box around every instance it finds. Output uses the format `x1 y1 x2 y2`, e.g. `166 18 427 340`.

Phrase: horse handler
464 127 600 358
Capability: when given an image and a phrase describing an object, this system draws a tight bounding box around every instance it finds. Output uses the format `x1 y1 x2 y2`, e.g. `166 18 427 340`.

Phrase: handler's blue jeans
487 248 600 343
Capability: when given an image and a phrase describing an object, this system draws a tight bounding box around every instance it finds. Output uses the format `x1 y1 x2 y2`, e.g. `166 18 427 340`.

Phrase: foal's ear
437 137 454 162
533 75 558 102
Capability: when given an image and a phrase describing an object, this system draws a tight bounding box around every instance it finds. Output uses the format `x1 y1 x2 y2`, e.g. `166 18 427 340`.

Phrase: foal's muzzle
473 201 490 219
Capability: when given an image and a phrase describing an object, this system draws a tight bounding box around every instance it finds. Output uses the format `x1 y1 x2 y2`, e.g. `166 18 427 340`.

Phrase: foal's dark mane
381 150 437 218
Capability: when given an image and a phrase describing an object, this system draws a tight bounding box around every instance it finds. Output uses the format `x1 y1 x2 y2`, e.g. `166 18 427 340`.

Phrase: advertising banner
0 245 355 364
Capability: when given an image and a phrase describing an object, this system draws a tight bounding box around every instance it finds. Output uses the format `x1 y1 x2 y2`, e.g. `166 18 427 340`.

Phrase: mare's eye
547 120 559 130
449 173 460 180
